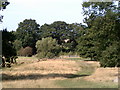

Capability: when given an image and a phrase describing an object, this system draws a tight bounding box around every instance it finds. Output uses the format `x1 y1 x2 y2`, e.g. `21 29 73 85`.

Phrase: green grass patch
76 60 95 76
64 57 90 61
55 78 118 88
17 56 37 60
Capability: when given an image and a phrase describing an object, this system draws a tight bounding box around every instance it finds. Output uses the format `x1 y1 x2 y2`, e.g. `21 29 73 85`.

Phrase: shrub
17 47 24 56
36 37 60 59
17 47 33 57
23 46 33 57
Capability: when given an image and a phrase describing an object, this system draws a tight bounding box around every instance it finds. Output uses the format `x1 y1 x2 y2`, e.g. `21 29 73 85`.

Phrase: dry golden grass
84 67 118 82
2 58 81 88
2 79 61 88
83 60 118 83
2 57 118 88
3 59 80 75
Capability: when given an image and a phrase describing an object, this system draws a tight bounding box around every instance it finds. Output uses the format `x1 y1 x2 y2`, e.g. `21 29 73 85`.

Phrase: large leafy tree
2 29 17 67
0 1 17 67
39 21 70 44
94 11 120 67
15 19 40 54
79 1 120 67
39 21 82 52
76 28 97 60
0 0 10 56
2 29 16 57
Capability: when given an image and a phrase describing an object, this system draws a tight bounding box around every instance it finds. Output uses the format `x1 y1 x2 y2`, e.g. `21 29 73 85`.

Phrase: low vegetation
17 46 33 57
2 57 118 88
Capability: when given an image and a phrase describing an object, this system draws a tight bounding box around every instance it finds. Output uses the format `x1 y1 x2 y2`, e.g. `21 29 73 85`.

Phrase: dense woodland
0 0 120 67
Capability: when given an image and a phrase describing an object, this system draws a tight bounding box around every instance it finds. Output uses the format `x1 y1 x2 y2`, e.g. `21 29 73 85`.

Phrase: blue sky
0 0 84 31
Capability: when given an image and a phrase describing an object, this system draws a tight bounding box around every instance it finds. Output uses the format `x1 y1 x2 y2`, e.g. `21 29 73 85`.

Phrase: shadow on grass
2 73 89 81
83 59 97 61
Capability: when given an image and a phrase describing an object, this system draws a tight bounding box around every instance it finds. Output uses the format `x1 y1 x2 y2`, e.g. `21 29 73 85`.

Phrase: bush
17 47 33 57
23 46 33 57
17 47 24 56
36 37 60 59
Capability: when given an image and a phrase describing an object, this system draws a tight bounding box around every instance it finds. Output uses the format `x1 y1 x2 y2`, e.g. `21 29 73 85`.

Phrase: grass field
1 56 118 88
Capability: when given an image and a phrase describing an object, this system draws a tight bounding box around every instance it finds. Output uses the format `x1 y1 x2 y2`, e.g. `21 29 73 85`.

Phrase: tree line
1 1 120 67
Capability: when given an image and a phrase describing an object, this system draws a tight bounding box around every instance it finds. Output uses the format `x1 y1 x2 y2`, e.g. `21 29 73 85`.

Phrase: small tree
36 37 60 59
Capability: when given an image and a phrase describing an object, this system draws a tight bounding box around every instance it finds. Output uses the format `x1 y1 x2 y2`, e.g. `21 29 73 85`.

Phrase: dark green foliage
39 21 83 52
100 42 120 67
36 37 60 59
79 1 120 67
2 29 17 67
82 1 114 28
2 29 17 58
13 40 22 51
76 31 97 61
14 20 84 56
0 1 16 67
15 19 40 54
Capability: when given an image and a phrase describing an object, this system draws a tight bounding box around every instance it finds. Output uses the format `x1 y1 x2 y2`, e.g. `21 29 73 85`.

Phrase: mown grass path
55 59 118 88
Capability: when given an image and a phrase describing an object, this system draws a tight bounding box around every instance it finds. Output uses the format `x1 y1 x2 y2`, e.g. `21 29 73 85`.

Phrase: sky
0 0 84 31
